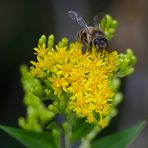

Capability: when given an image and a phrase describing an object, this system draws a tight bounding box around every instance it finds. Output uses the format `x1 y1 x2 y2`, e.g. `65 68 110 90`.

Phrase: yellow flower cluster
30 41 119 128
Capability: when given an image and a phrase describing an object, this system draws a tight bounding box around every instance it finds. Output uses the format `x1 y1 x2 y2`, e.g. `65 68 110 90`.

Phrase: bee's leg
94 43 100 52
102 43 110 57
94 38 100 52
88 42 92 53
82 38 87 54
106 42 110 52
94 43 104 56
80 33 88 54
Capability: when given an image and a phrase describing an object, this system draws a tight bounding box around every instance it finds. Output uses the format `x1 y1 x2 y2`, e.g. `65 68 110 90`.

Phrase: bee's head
94 37 108 51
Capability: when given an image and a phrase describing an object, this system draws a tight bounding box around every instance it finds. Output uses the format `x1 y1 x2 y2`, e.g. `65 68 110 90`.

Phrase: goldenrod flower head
30 35 136 128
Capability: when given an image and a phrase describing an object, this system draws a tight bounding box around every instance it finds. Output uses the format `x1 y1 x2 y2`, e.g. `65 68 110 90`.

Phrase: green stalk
79 126 102 148
63 120 72 148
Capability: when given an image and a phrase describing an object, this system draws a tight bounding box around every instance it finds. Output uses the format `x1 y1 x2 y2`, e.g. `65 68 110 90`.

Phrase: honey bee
68 11 109 54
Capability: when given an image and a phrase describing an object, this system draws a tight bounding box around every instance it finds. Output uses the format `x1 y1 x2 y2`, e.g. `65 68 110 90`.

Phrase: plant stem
65 122 72 148
79 126 102 148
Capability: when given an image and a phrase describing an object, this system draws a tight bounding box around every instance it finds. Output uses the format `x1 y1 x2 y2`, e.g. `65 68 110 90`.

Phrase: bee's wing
68 11 89 30
93 13 107 32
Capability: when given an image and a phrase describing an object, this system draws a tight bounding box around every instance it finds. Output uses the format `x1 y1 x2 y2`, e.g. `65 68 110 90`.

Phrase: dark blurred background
0 0 147 147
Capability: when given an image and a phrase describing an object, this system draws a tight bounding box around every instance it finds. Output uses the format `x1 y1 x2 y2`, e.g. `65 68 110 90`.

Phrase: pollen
30 37 120 128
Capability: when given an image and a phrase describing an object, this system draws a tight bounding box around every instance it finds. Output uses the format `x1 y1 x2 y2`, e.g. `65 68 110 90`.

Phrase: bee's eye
99 38 108 48
94 38 100 45
94 38 107 45
99 38 107 44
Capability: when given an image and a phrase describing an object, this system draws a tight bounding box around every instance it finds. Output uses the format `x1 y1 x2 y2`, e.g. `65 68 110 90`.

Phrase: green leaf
91 121 146 148
71 118 94 142
46 121 61 132
0 125 56 148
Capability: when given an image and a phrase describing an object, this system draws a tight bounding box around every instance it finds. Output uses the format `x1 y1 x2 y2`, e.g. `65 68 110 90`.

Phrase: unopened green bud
52 129 60 139
110 78 120 91
126 48 133 55
62 122 69 132
53 101 59 106
48 34 55 49
131 56 137 64
110 108 118 117
109 28 115 34
18 117 26 128
39 110 55 122
30 79 42 96
106 14 112 23
124 58 130 65
48 104 59 113
103 14 118 40
105 32 110 38
62 37 68 46
111 20 118 28
113 92 123 106
58 37 68 48
38 35 46 46
125 67 135 76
